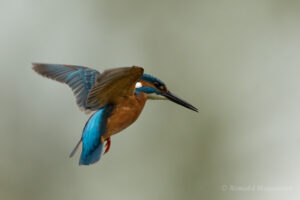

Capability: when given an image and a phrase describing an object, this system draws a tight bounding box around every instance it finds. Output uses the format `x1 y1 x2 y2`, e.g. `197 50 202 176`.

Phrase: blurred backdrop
1 0 300 199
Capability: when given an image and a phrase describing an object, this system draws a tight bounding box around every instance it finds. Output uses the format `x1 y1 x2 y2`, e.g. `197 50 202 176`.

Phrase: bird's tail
69 136 103 165
80 141 104 165
70 105 113 165
69 138 82 158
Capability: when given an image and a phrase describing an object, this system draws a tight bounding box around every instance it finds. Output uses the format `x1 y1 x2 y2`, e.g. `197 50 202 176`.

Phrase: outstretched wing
86 66 144 110
32 63 100 113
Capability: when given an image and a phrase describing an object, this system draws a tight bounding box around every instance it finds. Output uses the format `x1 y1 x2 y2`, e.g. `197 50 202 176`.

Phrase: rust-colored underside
102 92 147 140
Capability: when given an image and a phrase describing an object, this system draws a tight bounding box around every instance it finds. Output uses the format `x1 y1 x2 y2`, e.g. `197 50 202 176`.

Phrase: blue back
79 105 113 165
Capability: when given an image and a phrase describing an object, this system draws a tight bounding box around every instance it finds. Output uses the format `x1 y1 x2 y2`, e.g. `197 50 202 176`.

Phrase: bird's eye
159 85 165 90
154 81 165 90
154 81 160 87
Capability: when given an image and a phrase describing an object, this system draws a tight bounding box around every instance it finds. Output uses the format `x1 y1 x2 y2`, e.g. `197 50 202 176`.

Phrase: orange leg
104 137 111 154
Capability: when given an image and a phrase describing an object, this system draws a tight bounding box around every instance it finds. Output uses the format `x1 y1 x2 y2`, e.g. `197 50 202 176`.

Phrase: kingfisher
33 63 198 165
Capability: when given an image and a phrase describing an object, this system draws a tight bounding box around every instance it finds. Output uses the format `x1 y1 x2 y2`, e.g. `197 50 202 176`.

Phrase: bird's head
135 74 198 112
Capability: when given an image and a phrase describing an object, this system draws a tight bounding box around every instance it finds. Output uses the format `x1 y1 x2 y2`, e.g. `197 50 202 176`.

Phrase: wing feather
32 63 100 113
86 66 144 110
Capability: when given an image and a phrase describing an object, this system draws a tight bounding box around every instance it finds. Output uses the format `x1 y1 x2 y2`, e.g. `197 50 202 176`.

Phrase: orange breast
102 93 147 139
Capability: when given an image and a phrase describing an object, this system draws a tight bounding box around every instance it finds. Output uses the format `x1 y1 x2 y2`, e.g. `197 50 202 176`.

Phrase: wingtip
32 62 45 73
32 63 40 74
31 62 38 70
31 62 43 67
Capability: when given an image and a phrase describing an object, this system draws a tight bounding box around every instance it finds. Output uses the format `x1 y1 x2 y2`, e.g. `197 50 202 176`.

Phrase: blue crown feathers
141 74 165 85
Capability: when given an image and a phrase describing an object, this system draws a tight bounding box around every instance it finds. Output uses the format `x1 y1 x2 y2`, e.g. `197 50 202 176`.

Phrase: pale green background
0 0 300 200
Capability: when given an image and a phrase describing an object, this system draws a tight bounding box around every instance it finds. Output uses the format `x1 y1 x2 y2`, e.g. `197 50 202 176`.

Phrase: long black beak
162 91 198 112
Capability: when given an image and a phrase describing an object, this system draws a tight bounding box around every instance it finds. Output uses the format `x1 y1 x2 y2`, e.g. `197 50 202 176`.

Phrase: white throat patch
147 93 167 100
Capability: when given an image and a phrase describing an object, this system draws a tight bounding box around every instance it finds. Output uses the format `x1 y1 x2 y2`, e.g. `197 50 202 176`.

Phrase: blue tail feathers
79 105 113 165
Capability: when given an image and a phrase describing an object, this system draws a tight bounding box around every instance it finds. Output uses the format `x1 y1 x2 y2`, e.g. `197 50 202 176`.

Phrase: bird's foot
104 137 111 154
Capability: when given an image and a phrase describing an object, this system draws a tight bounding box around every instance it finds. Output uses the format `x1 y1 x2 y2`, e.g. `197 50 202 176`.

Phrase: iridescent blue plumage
79 105 113 165
135 87 159 94
64 68 99 110
141 74 165 85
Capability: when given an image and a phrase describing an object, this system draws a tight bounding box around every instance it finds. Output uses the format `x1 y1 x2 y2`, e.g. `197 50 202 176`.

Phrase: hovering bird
33 63 198 165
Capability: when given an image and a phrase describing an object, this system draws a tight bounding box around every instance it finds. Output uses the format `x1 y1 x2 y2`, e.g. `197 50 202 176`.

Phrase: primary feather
33 63 144 112
32 63 100 113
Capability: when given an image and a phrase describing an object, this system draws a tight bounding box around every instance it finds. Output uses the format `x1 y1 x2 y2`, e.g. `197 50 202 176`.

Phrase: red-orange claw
104 137 111 154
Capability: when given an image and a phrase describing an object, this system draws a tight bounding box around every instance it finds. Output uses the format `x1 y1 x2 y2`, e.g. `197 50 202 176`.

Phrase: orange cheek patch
140 80 154 87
